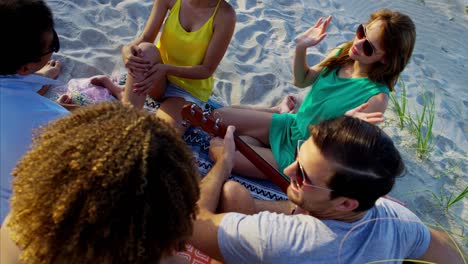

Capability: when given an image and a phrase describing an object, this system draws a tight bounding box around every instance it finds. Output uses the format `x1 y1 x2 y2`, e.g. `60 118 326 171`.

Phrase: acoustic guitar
181 103 290 193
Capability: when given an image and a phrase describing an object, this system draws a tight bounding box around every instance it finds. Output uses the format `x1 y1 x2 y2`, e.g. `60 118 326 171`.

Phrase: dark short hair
0 0 54 74
309 116 405 211
8 102 201 263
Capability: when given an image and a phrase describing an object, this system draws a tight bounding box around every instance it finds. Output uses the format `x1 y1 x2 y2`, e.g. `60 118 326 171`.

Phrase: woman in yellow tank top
121 0 236 134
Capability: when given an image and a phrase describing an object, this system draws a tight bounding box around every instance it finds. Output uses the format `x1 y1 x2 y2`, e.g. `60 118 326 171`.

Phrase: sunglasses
355 24 375 57
37 29 60 58
294 140 334 192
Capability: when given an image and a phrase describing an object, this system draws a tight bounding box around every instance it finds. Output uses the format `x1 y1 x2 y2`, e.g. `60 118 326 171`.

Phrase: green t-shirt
269 67 389 177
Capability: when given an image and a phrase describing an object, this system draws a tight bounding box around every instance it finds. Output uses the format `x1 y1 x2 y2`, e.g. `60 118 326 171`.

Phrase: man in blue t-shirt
190 116 464 263
0 0 69 224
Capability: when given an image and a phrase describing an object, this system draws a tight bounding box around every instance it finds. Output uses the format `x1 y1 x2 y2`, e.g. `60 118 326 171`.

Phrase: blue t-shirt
218 198 430 263
0 74 69 224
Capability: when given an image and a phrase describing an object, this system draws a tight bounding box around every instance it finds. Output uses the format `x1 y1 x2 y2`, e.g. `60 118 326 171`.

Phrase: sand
47 0 467 251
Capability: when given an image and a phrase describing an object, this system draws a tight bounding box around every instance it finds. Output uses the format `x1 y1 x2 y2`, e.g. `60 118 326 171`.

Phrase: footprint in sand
412 53 424 66
235 20 272 43
79 28 108 47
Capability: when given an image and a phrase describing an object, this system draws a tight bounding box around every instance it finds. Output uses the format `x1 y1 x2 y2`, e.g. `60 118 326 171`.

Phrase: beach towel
46 74 287 201
45 75 287 263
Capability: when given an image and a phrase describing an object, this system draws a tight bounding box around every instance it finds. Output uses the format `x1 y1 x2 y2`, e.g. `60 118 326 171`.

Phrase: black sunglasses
294 140 334 192
37 29 60 58
355 24 375 57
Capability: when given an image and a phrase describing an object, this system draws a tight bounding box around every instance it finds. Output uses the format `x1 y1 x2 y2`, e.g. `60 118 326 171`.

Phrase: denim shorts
164 83 206 108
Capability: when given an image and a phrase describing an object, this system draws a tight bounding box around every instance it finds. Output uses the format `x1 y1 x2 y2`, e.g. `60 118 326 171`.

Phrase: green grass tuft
407 89 436 160
390 79 408 129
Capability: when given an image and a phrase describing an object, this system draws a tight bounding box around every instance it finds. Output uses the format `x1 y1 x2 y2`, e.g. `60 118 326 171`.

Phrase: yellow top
157 0 221 102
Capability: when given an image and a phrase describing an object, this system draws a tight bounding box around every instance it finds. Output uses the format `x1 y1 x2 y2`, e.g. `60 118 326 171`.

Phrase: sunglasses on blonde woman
295 140 334 192
355 24 375 57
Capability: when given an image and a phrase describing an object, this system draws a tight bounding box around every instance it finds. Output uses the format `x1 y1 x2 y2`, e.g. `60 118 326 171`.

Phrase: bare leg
233 145 279 180
230 94 298 114
214 107 272 146
122 42 166 108
218 181 256 214
90 75 124 100
156 97 191 135
36 60 61 95
214 107 279 179
218 180 293 214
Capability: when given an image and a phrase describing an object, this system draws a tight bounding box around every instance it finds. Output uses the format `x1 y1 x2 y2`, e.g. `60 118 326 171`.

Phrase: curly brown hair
7 102 200 264
320 9 416 91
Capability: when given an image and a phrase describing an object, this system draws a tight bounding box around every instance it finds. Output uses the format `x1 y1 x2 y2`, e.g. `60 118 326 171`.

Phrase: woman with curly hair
0 102 200 264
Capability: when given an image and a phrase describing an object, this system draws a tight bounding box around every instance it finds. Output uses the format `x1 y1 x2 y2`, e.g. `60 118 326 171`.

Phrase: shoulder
220 211 324 239
160 0 177 10
214 1 236 25
219 212 326 262
374 198 423 222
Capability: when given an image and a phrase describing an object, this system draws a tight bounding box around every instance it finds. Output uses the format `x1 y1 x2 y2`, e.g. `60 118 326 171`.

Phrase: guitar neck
232 134 290 193
180 103 290 193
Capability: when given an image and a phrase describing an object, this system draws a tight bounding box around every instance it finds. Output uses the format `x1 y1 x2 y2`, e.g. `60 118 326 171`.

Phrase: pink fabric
65 78 116 106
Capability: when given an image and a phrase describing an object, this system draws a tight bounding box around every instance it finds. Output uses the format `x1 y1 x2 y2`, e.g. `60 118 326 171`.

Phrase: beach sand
47 0 467 251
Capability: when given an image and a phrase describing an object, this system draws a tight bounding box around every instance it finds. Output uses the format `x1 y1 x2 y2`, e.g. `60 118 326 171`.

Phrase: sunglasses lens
356 24 364 39
53 30 60 52
295 165 303 187
363 40 373 56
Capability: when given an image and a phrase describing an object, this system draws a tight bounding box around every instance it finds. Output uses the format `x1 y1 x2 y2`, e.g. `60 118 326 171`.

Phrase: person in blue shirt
0 0 69 224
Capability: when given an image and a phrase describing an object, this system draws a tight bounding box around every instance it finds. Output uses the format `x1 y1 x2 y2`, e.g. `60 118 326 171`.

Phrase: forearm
293 45 309 87
293 46 321 88
198 159 232 214
418 227 466 263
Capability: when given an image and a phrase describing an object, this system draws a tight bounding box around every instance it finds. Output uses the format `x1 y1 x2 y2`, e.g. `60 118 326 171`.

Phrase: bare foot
36 60 61 79
274 95 297 114
91 75 124 100
90 75 113 87
56 94 80 111
35 60 62 95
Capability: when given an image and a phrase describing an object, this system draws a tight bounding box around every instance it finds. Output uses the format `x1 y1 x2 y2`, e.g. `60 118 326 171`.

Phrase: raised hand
132 63 167 95
121 44 151 79
296 16 332 49
209 125 236 175
345 102 384 124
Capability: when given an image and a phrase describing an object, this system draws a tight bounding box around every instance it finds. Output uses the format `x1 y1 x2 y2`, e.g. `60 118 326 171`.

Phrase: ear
335 198 359 212
16 63 35 76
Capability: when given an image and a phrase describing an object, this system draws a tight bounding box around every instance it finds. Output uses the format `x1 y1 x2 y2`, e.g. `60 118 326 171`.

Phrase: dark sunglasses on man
37 29 60 58
355 24 376 57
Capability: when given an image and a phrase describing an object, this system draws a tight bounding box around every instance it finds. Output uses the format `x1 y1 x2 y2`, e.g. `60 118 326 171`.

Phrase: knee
222 181 247 199
218 180 255 214
138 42 162 64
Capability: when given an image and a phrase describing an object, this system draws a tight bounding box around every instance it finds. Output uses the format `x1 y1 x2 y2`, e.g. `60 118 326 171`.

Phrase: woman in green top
215 9 416 181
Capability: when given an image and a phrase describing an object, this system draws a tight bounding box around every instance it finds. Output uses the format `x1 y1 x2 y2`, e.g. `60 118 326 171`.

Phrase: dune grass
390 81 436 159
430 185 468 212
390 79 408 129
407 90 436 160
